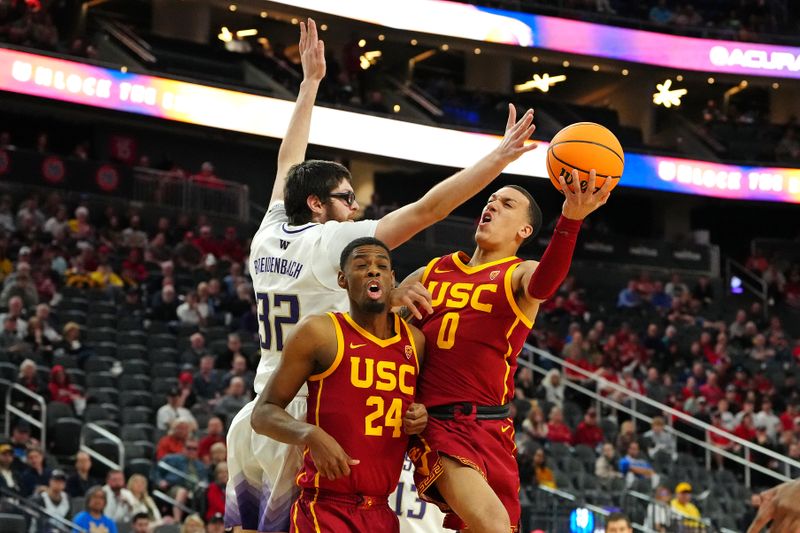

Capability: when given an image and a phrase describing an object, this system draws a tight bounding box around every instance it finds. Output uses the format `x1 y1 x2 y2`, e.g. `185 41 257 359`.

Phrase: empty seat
151 377 178 394
84 404 113 423
126 458 153 479
119 374 150 391
87 314 118 329
0 514 26 533
122 360 149 376
46 401 75 426
49 417 82 456
118 332 148 347
119 390 151 408
86 372 116 389
93 420 120 436
121 406 153 425
93 342 118 359
151 363 179 378
117 317 144 332
84 356 116 373
61 309 87 324
87 387 119 405
121 425 150 442
148 334 177 349
86 327 117 344
149 348 178 364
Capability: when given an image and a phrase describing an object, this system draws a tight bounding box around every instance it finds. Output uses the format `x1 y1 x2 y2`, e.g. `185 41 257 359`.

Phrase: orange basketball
545 122 624 194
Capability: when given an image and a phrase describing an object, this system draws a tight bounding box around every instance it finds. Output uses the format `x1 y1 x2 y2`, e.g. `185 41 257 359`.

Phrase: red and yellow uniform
292 312 420 533
409 252 533 531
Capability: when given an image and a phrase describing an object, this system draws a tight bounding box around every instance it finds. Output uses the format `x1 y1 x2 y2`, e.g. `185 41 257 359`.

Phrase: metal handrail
4 382 47 450
524 358 788 486
522 345 800 483
0 485 87 532
80 422 125 471
156 459 203 488
152 489 195 515
627 489 714 531
724 257 768 313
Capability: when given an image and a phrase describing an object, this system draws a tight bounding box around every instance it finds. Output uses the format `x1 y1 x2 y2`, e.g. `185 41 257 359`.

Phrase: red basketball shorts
408 412 520 531
290 488 399 533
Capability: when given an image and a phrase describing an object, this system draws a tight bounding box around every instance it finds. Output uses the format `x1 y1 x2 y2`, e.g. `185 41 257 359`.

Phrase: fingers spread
505 103 516 132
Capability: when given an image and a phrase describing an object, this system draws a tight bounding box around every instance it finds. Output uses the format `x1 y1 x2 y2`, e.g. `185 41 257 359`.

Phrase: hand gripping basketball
559 169 613 221
546 122 624 194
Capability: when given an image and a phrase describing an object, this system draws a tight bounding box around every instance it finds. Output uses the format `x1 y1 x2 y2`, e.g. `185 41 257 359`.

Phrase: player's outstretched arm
747 478 800 533
519 169 613 304
250 315 359 479
270 18 326 204
375 104 538 249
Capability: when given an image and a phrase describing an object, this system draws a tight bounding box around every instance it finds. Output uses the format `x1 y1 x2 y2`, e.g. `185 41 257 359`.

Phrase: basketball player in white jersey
224 19 538 533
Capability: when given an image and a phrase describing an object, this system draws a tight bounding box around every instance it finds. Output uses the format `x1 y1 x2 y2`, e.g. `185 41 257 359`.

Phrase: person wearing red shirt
698 372 723 405
156 419 192 460
122 248 147 283
563 290 587 318
217 226 245 263
546 407 574 445
191 162 225 189
48 365 82 407
205 464 227 521
573 409 604 448
192 226 219 257
734 413 758 441
198 417 225 464
780 403 799 432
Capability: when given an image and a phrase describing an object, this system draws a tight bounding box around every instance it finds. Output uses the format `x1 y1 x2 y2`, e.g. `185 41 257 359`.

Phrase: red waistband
300 488 389 510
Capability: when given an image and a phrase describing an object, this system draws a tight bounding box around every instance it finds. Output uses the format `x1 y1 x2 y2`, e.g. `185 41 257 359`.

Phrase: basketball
546 122 624 194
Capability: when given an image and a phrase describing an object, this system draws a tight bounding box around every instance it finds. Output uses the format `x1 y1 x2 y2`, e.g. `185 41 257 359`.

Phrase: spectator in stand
193 354 222 402
540 368 565 409
735 412 758 442
745 249 769 275
156 387 197 431
30 469 71 533
59 321 92 367
207 512 225 533
522 404 548 445
157 418 194 460
191 162 224 189
43 204 69 239
121 214 148 248
699 371 723 404
25 317 54 361
120 287 145 317
532 448 556 489
650 281 672 313
90 262 125 291
665 273 689 300
748 333 775 362
617 280 641 309
643 417 677 459
546 406 573 445
192 225 219 258
595 442 623 482
122 248 147 283
729 309 748 342
218 226 245 263
670 482 703 529
68 206 94 241
692 276 714 306
156 439 208 522
175 232 203 269
66 451 100 497
103 469 136 523
785 270 800 307
213 376 248 429
1 264 38 308
17 358 46 399
182 513 206 533
208 442 227 478
0 439 23 498
147 232 173 263
0 295 27 338
127 473 164 525
177 290 208 326
151 284 179 323
221 354 255 393
573 408 604 449
73 486 118 533
645 485 673 533
181 332 207 367
780 402 798 432
0 315 25 354
132 513 151 533
755 398 782 441
177 371 197 409
64 257 95 289
717 397 737 430
198 416 225 464
48 365 83 411
223 283 254 322
20 446 51 496
643 367 669 410
620 441 660 489
205 463 227 522
616 420 639 456
214 333 250 371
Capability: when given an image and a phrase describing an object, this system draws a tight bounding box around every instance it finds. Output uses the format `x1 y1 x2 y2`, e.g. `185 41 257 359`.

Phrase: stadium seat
70 498 85 518
87 327 118 344
100 403 121 421
122 360 149 375
88 314 118 329
87 437 120 465
573 444 596 471
126 424 156 442
52 353 78 369
49 417 82 456
119 374 150 391
94 420 121 436
176 323 199 337
93 342 118 359
87 387 119 405
118 332 148 347
145 321 171 334
149 348 178 364
121 425 150 442
61 309 87 324
84 404 113 423
547 442 571 459
119 391 151 408
84 356 116 373
150 362 179 379
86 372 116 389
0 361 17 381
150 393 167 411
60 297 89 312
151 377 178 395
46 401 74 426
133 440 156 460
117 316 145 332
154 524 180 533
148 334 177 349
126 458 153 479
0 514 26 533
121 406 153 425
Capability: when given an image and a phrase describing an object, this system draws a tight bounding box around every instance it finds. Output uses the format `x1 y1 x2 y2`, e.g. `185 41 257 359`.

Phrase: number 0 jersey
416 252 534 408
298 312 420 497
249 201 378 396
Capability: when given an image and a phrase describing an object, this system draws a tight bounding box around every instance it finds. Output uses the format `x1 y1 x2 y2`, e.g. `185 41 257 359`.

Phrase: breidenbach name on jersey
253 255 304 279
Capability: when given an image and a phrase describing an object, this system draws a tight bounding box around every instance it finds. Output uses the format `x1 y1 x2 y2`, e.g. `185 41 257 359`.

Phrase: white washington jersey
249 201 378 396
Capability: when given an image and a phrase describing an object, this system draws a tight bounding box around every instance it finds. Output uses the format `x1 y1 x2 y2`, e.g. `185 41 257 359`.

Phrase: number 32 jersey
249 201 378 396
416 252 534 408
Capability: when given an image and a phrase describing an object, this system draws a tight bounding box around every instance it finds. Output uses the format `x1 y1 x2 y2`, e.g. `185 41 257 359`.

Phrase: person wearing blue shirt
619 441 661 490
72 485 118 533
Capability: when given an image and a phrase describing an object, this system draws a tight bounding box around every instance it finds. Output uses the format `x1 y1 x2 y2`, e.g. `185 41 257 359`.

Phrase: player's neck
349 310 394 339
468 245 516 266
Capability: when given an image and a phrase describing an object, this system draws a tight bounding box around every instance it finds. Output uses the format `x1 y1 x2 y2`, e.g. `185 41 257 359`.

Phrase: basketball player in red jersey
251 237 428 533
402 171 613 533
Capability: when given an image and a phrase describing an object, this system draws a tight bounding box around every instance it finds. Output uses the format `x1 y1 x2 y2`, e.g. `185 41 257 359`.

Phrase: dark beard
362 300 386 313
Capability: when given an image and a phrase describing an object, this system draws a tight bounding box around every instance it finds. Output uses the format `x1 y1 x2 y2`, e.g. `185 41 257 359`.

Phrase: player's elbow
250 403 274 436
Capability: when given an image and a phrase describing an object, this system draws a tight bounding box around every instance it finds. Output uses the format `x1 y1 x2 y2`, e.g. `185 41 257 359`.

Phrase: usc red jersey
297 312 420 497
416 252 533 407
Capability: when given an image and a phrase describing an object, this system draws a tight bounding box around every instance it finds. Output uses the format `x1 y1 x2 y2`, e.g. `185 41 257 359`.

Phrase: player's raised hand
493 104 538 165
559 168 613 220
299 18 325 83
403 403 428 435
390 282 433 320
307 426 359 479
747 479 800 533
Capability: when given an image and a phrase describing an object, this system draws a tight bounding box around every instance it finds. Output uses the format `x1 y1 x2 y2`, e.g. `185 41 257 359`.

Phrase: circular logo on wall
42 156 65 184
96 165 120 192
0 149 9 175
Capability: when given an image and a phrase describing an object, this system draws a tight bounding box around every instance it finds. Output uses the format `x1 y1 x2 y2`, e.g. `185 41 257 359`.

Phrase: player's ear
307 194 324 216
337 270 347 289
390 270 396 287
519 223 533 241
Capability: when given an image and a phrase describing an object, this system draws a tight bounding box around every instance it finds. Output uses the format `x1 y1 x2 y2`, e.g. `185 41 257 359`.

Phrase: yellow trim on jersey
451 251 518 275
503 263 534 329
342 312 402 347
295 449 311 486
310 487 322 533
291 499 300 532
399 318 420 372
419 256 441 285
308 313 345 382
501 317 521 404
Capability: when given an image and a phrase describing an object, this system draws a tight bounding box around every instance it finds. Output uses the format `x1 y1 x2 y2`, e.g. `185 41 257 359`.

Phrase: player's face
475 187 533 248
338 245 394 313
606 520 633 533
321 181 359 223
